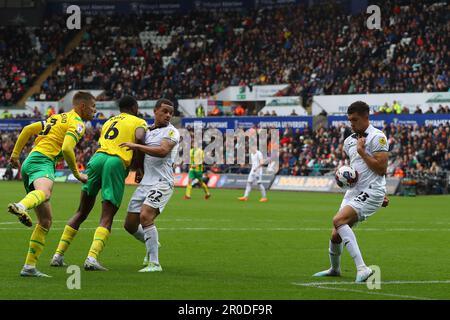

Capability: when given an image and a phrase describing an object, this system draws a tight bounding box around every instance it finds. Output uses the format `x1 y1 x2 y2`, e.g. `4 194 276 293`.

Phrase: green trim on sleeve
65 132 79 143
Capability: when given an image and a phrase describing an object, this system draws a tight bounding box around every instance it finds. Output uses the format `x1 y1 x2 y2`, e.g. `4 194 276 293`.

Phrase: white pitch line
292 280 450 286
0 218 232 225
297 284 434 300
2 226 450 232
292 280 450 300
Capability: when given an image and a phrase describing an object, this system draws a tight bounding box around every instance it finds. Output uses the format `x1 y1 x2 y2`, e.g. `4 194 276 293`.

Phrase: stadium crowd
2 122 449 181
276 123 450 178
1 0 447 107
0 16 78 106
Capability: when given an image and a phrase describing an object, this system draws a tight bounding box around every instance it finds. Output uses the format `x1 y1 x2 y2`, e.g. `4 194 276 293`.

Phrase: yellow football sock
87 227 110 260
201 182 210 195
186 184 192 197
19 190 46 210
24 224 48 267
55 225 78 256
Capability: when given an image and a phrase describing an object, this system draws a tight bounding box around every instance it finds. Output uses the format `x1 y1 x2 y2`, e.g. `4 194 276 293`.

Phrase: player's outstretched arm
9 121 43 167
61 134 87 183
120 139 176 158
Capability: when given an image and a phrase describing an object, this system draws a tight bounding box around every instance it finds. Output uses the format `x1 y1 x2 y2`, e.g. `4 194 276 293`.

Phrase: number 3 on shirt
40 118 57 135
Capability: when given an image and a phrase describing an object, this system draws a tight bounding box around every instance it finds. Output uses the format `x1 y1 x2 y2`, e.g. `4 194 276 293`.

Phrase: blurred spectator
414 106 423 114
436 105 446 114
46 105 56 118
290 109 298 116
208 105 223 116
379 103 389 114
234 104 246 116
0 110 12 119
425 106 434 114
2 163 13 180
392 101 402 114
32 107 42 119
196 104 205 117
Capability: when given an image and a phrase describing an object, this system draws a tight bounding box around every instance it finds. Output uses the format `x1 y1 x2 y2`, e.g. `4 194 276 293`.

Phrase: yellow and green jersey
32 109 85 161
189 148 204 172
97 113 147 167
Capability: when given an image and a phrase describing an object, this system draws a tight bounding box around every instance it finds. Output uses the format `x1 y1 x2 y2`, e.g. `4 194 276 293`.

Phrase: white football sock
143 225 159 265
258 183 266 198
329 240 343 271
337 224 366 270
133 224 145 243
244 182 252 198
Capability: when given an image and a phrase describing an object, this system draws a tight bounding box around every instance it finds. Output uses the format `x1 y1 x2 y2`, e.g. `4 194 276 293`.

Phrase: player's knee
123 221 137 234
74 208 89 222
41 189 51 201
39 217 52 229
140 211 157 226
100 218 113 229
332 216 345 229
140 215 155 226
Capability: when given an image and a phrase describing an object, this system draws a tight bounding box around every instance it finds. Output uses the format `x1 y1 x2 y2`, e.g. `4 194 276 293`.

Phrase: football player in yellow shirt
184 139 211 200
8 91 96 277
50 95 147 271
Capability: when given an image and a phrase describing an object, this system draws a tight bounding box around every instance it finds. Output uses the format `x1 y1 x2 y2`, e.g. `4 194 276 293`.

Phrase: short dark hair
155 98 174 109
347 101 370 116
73 91 95 106
118 95 138 111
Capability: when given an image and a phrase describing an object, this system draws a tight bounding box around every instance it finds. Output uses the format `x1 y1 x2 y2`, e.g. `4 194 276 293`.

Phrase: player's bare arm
120 138 176 158
131 127 147 183
356 137 388 176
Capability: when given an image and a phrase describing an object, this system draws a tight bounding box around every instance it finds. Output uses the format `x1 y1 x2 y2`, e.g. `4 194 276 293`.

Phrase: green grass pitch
0 181 449 300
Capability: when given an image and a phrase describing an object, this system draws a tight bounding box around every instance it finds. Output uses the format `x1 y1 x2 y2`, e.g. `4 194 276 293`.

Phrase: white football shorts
247 171 263 184
340 187 386 222
127 181 174 214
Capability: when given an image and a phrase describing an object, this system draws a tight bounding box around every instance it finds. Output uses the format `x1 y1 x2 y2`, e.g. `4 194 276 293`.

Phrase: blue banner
328 114 450 128
0 118 155 131
47 0 305 15
182 116 312 131
0 120 36 131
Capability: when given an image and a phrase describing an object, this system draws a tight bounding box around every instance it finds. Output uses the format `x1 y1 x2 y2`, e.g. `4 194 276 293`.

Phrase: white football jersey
343 125 389 191
141 123 180 186
250 150 264 175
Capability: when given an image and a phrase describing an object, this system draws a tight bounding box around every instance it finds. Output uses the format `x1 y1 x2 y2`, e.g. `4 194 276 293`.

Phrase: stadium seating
0 16 78 106
0 0 439 106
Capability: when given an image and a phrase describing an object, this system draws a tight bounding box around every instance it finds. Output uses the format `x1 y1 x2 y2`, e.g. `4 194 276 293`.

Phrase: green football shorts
21 151 56 193
188 169 203 181
82 152 128 208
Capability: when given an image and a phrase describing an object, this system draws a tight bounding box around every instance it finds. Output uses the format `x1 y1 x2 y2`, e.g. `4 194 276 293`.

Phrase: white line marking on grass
0 220 71 225
292 280 450 300
2 226 450 232
293 280 450 286
295 284 434 300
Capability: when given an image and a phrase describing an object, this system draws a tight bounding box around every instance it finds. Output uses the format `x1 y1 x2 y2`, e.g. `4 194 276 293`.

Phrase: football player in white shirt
238 145 268 202
120 99 179 272
313 101 389 282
